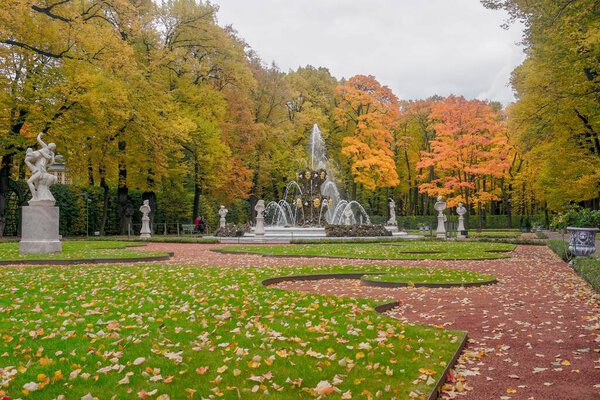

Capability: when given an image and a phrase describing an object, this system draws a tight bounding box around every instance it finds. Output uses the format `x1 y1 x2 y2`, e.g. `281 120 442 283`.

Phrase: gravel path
145 243 600 399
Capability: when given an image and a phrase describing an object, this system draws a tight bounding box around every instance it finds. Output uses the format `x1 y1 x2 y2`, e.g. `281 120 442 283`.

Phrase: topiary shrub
214 223 251 237
325 224 392 237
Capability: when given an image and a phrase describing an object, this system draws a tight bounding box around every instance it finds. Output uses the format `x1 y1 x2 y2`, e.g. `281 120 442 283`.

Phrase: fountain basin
214 226 407 243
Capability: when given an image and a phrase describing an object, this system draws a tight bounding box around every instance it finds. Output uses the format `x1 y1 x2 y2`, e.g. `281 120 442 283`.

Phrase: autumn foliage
417 96 509 209
335 75 400 190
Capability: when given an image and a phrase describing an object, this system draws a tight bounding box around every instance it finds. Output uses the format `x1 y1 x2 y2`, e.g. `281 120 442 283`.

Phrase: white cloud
215 0 525 104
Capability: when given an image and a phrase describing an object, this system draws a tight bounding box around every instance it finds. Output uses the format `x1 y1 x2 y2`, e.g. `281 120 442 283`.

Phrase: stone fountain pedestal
19 202 62 254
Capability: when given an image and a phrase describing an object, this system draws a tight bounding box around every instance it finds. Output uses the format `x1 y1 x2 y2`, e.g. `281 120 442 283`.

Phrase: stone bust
255 199 265 218
456 202 467 217
140 200 151 217
434 196 447 216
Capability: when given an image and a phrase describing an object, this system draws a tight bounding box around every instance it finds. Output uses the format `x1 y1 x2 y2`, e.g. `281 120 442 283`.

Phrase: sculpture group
19 133 62 254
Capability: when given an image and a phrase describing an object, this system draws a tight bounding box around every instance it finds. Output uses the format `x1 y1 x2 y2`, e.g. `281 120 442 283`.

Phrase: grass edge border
0 252 174 265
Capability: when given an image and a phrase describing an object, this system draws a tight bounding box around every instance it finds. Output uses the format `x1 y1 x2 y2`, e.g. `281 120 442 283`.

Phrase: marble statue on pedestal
19 133 62 254
218 205 228 228
434 196 447 239
25 133 58 205
387 198 397 226
255 199 265 236
139 200 152 239
456 202 467 239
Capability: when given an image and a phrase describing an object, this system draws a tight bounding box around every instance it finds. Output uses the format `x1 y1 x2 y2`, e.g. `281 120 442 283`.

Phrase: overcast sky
215 0 525 104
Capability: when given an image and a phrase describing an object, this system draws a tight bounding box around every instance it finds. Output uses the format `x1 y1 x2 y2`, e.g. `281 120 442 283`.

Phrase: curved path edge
212 248 509 261
261 273 469 400
0 252 174 266
361 276 497 288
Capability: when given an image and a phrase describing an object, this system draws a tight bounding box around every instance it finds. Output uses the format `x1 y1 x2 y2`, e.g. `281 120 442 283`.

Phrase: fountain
240 124 406 241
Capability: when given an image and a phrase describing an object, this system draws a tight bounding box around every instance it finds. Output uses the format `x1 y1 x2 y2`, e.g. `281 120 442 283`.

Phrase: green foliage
547 239 571 262
573 257 600 294
551 205 600 229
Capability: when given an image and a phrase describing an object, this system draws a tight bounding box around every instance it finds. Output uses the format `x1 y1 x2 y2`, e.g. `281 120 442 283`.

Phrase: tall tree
417 96 510 222
483 0 600 210
334 75 400 194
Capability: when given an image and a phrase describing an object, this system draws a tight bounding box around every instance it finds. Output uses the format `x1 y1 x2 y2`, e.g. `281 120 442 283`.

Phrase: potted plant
552 206 600 257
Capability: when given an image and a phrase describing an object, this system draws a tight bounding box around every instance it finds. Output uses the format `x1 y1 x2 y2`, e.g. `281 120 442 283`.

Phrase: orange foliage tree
417 96 509 213
335 75 400 191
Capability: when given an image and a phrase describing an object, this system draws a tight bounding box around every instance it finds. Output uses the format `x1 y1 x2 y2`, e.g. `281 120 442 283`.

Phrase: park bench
181 224 195 235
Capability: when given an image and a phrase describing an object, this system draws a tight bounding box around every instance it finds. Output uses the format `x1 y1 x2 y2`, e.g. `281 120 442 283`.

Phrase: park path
145 243 600 400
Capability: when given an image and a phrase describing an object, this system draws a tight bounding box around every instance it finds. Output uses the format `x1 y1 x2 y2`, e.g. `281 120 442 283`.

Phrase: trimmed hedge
325 224 392 237
396 214 546 230
573 257 600 293
547 239 600 294
547 239 571 261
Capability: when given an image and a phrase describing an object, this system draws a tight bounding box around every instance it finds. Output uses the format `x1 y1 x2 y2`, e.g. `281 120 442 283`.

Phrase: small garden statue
255 199 265 236
387 198 397 226
342 205 355 226
434 196 447 239
139 200 152 239
218 205 228 228
456 202 467 239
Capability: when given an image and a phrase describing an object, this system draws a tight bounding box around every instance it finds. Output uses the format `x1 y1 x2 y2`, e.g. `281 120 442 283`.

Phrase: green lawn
363 268 496 285
218 241 516 260
0 263 463 399
0 240 167 261
467 229 522 239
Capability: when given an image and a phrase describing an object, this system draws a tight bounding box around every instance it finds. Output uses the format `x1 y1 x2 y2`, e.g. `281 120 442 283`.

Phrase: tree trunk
0 155 12 237
117 139 129 235
99 176 109 236
0 108 28 236
191 155 201 221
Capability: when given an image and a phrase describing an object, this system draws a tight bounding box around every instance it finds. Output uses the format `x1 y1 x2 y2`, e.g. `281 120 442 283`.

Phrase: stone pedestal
140 216 151 239
255 217 265 236
457 218 467 239
19 206 62 254
436 215 446 239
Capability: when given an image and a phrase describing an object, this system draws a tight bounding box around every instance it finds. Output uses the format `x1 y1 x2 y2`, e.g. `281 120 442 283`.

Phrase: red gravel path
145 243 600 400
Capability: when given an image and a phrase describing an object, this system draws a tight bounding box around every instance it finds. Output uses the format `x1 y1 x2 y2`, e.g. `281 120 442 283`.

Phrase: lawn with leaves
362 268 496 286
218 241 516 260
0 263 464 399
0 241 167 261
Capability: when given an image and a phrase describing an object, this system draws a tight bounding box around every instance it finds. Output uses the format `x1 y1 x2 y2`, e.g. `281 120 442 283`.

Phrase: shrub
325 224 392 237
552 205 600 229
214 223 251 237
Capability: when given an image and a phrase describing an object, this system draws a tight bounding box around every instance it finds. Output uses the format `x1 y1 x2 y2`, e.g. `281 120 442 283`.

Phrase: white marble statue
218 205 228 228
433 196 447 239
255 199 266 236
342 205 355 226
387 198 397 226
25 132 58 205
456 202 467 239
19 133 61 254
139 200 152 239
